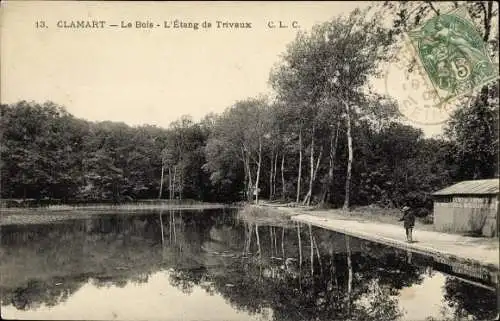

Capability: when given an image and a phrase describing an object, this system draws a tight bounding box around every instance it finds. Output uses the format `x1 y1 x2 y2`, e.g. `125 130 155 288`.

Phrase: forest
1 2 498 214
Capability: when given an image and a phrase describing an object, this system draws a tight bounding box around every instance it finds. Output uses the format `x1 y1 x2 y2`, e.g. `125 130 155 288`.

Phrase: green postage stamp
408 6 499 103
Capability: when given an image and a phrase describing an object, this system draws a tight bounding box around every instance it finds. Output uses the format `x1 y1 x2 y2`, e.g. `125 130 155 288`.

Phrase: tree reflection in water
7 278 86 311
0 209 497 321
205 221 410 321
442 277 498 321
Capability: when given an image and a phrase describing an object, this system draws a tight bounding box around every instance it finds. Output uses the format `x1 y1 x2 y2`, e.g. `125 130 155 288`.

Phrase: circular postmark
384 39 472 126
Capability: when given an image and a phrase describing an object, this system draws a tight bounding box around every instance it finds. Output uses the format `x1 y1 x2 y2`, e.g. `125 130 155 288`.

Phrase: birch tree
204 97 270 203
271 8 396 209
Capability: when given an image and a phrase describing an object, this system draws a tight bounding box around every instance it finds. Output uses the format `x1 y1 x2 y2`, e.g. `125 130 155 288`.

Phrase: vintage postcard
1 1 498 321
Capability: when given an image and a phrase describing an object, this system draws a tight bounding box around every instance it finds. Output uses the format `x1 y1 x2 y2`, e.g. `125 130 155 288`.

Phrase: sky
1 1 445 137
2 270 269 320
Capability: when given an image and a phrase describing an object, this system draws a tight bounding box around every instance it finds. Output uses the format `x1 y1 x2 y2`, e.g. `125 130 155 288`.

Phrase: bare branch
407 3 427 18
425 1 440 16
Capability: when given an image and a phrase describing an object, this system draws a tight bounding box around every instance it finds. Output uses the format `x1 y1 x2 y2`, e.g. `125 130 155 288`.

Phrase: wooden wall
433 196 498 237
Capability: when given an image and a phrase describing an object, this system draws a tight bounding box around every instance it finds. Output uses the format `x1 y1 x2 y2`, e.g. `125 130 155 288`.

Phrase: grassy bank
1 201 234 212
0 198 235 208
250 201 436 231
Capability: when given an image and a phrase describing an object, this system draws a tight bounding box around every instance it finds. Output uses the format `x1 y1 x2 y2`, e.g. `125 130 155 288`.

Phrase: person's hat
402 206 410 212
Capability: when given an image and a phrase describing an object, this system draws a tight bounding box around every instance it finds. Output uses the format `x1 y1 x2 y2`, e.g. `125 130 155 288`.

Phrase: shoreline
0 202 234 212
251 203 499 285
0 203 238 226
291 213 499 286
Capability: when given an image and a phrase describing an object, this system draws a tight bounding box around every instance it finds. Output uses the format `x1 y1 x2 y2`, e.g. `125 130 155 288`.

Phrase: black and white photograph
1 1 499 320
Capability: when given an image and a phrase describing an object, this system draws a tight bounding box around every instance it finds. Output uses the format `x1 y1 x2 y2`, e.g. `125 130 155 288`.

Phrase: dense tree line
1 2 498 212
0 102 219 203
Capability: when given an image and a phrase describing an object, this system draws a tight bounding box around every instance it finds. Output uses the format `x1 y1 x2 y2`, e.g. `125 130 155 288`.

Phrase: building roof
433 179 499 196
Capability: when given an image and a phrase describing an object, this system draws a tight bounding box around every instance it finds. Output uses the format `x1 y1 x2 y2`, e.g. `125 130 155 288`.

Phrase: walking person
399 206 415 243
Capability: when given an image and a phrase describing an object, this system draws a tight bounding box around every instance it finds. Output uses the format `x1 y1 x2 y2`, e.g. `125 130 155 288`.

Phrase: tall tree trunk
168 167 172 200
313 147 323 182
343 102 353 211
159 161 165 199
304 144 323 205
241 148 249 201
303 129 315 206
273 152 278 198
281 153 286 200
269 150 274 200
179 170 183 201
322 120 340 205
296 126 303 203
245 153 253 201
172 166 177 200
244 167 248 200
255 139 262 204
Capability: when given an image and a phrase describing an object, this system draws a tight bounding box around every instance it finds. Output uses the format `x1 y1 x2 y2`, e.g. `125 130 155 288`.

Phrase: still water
0 209 497 321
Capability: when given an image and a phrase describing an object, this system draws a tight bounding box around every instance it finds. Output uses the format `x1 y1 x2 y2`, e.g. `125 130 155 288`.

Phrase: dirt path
292 213 498 264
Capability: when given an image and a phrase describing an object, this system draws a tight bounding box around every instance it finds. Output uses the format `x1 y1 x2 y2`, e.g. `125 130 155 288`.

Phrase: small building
432 179 499 237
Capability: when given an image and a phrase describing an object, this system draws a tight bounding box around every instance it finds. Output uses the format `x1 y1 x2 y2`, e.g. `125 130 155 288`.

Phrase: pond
0 208 497 321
